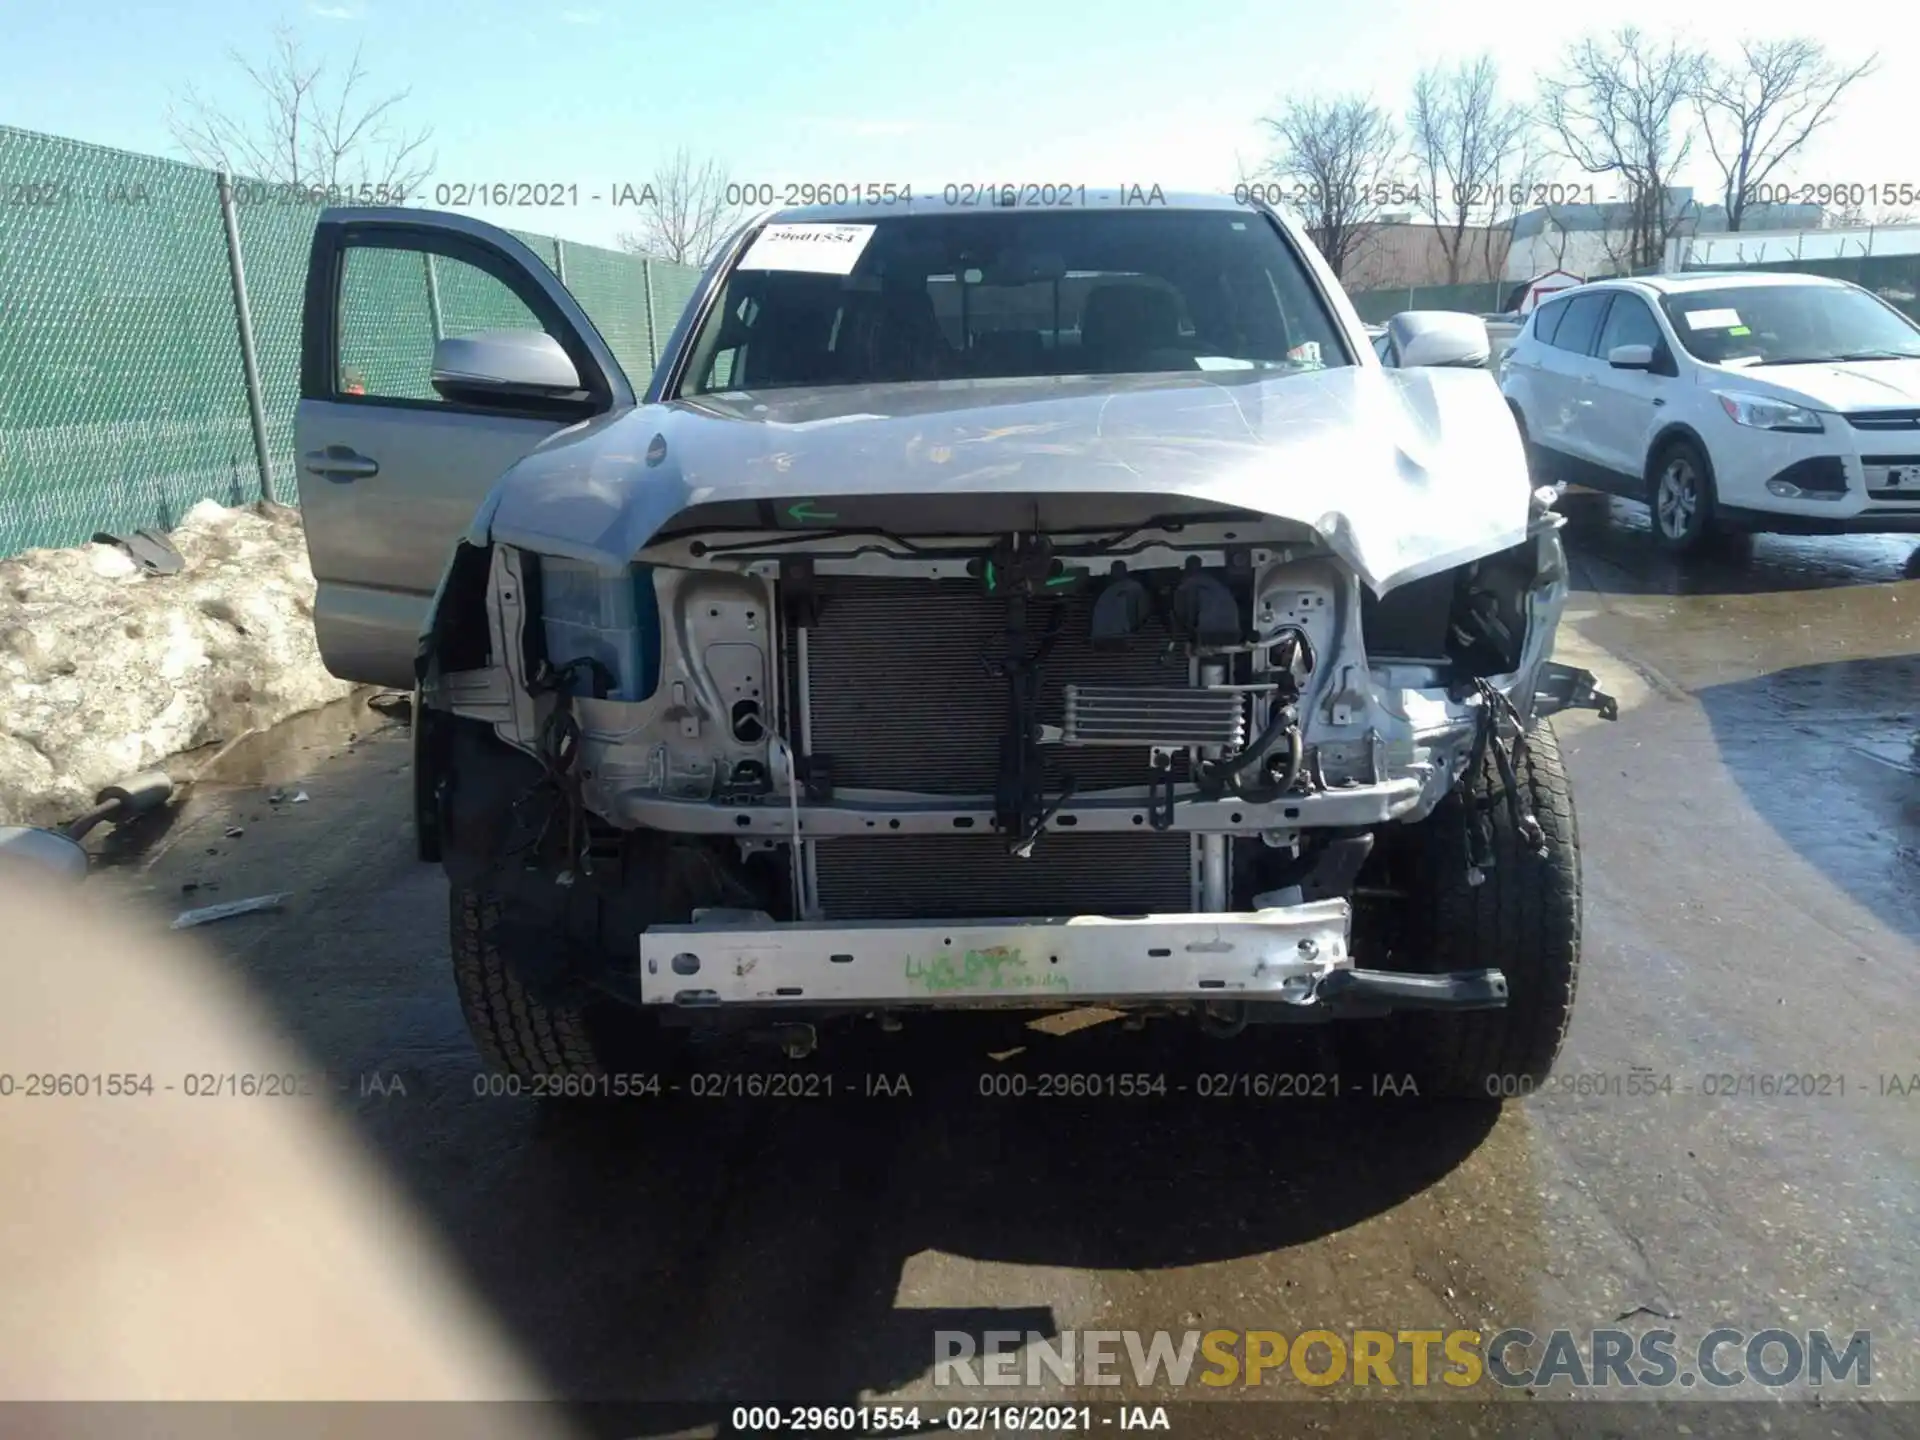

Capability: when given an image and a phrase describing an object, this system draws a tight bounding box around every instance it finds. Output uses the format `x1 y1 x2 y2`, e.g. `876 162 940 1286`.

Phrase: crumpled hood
1725 358 1920 412
480 364 1531 595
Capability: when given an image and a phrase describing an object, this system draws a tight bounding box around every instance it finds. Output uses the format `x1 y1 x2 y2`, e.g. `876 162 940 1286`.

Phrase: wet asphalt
89 493 1920 1435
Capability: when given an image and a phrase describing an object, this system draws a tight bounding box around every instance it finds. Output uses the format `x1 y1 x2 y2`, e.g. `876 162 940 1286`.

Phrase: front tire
1375 717 1583 1099
1648 438 1717 554
450 883 608 1079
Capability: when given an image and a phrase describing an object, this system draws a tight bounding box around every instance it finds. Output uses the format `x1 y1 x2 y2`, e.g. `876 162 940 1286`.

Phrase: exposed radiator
790 576 1213 921
790 576 1192 796
813 833 1196 921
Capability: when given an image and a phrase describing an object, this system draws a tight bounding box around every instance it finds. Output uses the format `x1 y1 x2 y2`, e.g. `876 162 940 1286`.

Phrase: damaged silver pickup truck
294 192 1615 1096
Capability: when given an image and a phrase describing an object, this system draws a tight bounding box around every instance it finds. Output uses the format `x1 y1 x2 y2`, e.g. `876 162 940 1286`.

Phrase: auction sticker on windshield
1682 307 1742 330
738 223 876 274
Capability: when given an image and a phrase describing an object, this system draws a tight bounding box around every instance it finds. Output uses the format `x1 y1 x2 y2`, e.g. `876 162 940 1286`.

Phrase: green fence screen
1344 280 1514 325
0 125 705 559
1346 252 1920 325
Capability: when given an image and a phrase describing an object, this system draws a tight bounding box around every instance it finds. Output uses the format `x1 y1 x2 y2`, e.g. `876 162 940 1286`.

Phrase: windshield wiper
1757 350 1920 365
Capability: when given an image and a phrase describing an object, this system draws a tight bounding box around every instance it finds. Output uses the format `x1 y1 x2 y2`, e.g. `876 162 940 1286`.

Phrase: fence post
423 252 445 340
553 237 567 285
215 172 277 505
641 259 660 369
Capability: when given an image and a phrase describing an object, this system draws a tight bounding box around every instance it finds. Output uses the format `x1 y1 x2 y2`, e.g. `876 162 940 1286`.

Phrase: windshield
676 209 1348 395
1659 284 1920 366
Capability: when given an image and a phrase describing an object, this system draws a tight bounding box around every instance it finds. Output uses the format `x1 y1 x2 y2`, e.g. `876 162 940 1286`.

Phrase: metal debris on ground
170 892 289 929
88 527 184 575
292 790 309 803
224 825 244 838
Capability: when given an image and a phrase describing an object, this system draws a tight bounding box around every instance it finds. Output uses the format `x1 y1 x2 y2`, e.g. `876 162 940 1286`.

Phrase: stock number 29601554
731 1406 924 1431
978 1072 1167 1098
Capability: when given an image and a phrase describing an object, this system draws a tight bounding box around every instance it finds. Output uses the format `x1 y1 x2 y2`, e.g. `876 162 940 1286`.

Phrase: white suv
1498 272 1920 552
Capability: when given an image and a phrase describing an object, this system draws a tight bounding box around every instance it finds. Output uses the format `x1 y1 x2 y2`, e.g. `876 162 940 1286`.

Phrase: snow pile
0 501 356 826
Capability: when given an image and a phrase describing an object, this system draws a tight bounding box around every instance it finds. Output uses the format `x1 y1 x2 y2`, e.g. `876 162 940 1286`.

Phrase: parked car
1499 271 1920 552
293 192 1614 1096
1485 319 1522 371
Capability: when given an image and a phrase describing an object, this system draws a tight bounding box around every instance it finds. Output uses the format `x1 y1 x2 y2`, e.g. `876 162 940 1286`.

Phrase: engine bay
425 502 1570 924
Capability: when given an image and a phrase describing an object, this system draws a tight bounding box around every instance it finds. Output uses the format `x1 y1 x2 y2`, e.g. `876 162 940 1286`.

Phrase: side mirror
431 330 583 404
1607 343 1655 370
1386 311 1491 369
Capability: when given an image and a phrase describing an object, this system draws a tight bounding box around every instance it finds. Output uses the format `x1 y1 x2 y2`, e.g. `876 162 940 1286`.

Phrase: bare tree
1538 207 1576 272
1256 95 1399 281
1595 217 1644 277
1468 137 1556 301
616 149 747 267
1695 38 1875 231
1833 201 1917 228
1408 56 1535 283
1541 28 1707 273
167 24 432 196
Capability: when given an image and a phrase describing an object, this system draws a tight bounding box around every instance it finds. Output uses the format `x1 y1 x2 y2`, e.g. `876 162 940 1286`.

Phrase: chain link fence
1347 252 1920 326
0 125 705 560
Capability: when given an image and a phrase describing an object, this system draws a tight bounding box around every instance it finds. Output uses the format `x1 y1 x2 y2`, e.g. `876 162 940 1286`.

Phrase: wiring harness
1458 678 1547 885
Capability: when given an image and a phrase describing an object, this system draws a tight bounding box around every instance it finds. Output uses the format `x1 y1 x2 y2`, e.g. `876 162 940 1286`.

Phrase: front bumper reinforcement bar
638 901 1508 1013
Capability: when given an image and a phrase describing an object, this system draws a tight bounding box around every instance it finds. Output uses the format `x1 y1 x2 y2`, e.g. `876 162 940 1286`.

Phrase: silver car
294 193 1612 1095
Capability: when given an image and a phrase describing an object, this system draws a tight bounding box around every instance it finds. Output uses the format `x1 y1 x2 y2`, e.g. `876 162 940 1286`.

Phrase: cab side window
337 246 546 402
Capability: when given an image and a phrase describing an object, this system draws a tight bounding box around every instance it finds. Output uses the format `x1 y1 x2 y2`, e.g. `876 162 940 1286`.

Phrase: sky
4 0 1913 251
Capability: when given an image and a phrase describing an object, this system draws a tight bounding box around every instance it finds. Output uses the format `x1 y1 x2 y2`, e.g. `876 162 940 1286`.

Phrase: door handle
1652 397 1666 407
302 446 380 481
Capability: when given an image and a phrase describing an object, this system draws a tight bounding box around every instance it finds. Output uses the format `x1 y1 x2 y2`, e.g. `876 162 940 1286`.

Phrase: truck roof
767 188 1254 225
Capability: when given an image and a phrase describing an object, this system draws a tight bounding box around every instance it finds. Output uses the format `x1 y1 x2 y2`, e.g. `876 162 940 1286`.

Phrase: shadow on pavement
1696 653 1920 947
105 688 1513 1429
358 1020 1500 1423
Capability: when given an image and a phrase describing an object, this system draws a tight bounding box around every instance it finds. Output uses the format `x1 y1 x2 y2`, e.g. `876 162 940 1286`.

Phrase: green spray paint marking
984 560 997 590
787 500 839 523
903 946 1070 995
1045 571 1082 587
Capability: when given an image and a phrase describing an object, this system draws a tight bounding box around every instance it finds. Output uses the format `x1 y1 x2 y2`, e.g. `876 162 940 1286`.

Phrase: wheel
447 834 750 1083
450 882 608 1079
1365 717 1582 1099
1648 438 1717 553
